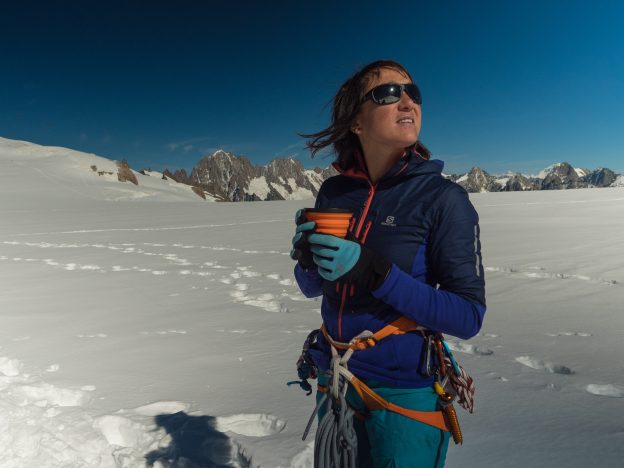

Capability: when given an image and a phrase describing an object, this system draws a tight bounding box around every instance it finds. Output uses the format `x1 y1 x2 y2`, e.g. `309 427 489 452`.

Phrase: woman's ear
351 119 362 134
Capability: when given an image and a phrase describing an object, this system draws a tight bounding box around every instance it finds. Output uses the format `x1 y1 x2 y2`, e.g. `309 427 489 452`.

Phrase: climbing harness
290 316 475 466
315 319 452 433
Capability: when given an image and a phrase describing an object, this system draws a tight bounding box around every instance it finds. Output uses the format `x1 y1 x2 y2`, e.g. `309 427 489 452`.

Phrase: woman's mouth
397 118 414 124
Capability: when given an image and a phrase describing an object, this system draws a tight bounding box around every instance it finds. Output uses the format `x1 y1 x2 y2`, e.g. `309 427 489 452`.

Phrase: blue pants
316 373 450 468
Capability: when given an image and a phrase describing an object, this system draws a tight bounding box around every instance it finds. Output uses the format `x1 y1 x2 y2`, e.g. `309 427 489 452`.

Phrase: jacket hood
332 147 444 185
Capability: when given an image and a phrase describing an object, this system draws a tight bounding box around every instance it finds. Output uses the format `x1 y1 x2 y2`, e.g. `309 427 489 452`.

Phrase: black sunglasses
361 83 422 105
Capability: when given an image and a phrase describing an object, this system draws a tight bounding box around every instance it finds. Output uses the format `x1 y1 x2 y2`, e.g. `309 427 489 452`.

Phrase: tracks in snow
485 265 619 286
0 239 307 316
446 331 623 399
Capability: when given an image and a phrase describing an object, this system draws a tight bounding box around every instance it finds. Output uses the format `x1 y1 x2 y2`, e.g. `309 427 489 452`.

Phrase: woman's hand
290 209 316 270
308 233 392 291
308 233 360 280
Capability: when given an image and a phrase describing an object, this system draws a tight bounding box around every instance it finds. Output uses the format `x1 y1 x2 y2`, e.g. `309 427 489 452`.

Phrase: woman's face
352 67 421 157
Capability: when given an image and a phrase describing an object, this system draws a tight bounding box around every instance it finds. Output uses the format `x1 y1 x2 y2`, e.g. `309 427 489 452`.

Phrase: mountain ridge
446 162 622 193
2 136 622 201
165 150 622 198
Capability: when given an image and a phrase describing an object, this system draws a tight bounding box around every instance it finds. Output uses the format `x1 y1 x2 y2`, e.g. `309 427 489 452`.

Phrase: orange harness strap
318 377 449 432
318 317 450 433
320 316 424 351
349 376 449 432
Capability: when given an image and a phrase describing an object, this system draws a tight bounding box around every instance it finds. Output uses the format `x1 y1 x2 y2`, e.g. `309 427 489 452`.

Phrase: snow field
1 139 624 466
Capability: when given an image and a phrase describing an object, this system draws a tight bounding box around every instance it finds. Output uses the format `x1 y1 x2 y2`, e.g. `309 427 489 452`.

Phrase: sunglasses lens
404 84 422 104
372 84 401 105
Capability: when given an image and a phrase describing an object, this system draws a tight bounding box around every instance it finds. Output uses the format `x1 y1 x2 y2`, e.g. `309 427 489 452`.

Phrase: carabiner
424 334 434 376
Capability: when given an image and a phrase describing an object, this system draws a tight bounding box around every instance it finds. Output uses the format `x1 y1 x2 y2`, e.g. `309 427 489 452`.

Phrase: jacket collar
332 147 444 186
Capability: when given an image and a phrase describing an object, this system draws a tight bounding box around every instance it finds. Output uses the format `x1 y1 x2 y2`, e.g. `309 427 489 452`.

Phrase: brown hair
300 59 430 170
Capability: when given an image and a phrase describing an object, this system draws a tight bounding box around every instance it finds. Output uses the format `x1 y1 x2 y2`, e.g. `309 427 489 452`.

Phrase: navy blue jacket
294 149 486 388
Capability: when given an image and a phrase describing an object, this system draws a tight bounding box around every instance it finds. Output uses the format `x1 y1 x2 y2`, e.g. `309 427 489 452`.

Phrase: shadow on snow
145 411 251 468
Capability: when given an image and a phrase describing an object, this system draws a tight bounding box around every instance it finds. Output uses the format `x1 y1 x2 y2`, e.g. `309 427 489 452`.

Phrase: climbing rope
313 387 357 468
302 344 360 467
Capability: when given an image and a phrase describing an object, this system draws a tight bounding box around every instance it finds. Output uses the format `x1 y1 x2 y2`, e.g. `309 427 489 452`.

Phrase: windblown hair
300 59 430 170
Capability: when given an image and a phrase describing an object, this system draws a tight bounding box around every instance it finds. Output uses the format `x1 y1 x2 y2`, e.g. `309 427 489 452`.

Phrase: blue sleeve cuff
372 263 401 299
294 263 324 298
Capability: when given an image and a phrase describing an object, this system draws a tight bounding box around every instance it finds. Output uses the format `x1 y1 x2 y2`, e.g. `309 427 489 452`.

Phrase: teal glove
308 233 392 291
290 209 316 270
308 233 360 280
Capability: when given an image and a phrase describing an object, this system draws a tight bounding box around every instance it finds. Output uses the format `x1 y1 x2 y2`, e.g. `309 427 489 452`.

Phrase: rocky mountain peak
189 150 255 201
502 173 539 191
210 149 233 161
260 157 304 179
583 167 617 187
541 161 582 189
456 167 502 192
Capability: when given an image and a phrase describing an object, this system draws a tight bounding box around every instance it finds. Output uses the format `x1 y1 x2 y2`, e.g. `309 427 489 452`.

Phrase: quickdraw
427 334 476 415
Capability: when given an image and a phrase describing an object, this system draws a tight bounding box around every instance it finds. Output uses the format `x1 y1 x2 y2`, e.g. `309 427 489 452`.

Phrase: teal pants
316 373 450 468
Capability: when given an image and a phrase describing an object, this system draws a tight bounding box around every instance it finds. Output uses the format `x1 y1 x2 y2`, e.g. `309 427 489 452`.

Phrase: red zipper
361 220 373 244
337 184 376 340
355 183 376 238
348 217 356 232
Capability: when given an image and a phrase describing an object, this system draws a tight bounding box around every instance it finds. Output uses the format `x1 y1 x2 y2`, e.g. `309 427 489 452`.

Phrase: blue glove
308 233 360 280
290 209 316 270
308 233 392 291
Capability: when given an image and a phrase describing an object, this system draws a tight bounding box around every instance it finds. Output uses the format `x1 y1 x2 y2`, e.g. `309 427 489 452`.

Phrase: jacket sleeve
292 183 329 298
293 263 324 298
372 185 486 339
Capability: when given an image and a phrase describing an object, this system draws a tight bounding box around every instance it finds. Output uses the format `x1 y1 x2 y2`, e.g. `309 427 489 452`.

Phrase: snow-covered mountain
612 174 624 187
163 150 336 202
171 152 621 198
449 162 621 193
0 137 218 202
1 136 620 200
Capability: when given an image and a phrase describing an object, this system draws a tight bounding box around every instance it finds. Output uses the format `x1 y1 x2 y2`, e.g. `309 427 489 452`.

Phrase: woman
291 60 486 467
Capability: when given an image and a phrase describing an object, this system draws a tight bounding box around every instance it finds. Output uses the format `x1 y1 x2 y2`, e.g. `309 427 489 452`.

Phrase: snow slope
0 137 216 204
1 138 624 467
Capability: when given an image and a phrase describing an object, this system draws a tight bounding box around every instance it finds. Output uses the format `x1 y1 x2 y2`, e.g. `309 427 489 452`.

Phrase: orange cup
303 208 353 238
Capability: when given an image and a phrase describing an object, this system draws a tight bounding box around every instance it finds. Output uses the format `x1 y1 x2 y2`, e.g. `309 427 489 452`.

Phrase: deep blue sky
1 1 623 175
